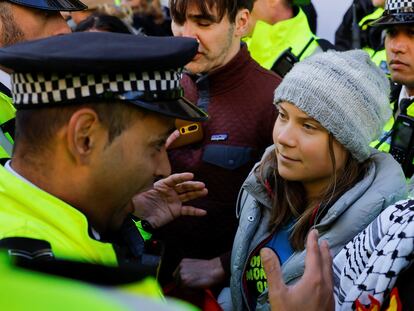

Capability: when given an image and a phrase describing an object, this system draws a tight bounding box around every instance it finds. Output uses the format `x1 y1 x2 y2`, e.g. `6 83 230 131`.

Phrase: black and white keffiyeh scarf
333 199 414 310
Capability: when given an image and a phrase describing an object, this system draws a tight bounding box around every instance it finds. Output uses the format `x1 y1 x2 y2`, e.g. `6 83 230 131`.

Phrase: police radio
271 48 299 78
271 37 315 78
389 114 414 177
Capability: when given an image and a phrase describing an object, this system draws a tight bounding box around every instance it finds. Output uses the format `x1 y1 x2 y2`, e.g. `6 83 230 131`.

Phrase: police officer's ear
66 108 103 165
234 8 250 37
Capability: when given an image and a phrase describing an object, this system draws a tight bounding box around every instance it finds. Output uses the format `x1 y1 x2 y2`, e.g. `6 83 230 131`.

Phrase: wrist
141 219 156 233
210 257 226 281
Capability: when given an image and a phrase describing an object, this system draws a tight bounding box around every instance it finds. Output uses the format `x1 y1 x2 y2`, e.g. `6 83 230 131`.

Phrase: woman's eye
278 112 287 120
303 123 317 130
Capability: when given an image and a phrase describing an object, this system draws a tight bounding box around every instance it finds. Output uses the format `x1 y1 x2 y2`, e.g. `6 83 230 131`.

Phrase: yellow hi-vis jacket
243 7 320 70
370 99 414 154
359 7 388 74
0 164 164 298
0 93 15 158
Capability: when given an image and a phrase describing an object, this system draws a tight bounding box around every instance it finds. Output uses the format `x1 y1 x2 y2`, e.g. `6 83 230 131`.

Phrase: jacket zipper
241 234 273 311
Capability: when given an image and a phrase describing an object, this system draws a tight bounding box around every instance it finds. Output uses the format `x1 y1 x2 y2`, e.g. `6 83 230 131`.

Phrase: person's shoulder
246 58 282 86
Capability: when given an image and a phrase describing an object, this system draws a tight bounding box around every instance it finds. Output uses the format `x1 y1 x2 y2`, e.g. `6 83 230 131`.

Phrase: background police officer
371 0 414 179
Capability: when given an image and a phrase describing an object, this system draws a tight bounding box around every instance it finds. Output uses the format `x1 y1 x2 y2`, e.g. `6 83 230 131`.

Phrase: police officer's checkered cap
12 70 180 106
386 0 414 12
0 32 209 122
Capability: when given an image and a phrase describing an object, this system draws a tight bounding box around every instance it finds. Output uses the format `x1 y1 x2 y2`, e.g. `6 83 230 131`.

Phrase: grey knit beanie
274 50 391 162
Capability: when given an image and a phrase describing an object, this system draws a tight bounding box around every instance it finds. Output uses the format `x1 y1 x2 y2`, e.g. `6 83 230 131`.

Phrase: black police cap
0 32 208 122
6 0 86 11
372 0 414 26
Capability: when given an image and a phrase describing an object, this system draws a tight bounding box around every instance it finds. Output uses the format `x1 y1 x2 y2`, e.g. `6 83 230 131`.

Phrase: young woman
219 50 408 311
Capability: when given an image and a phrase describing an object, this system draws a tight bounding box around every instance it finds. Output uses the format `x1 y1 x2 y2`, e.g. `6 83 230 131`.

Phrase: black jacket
335 0 383 51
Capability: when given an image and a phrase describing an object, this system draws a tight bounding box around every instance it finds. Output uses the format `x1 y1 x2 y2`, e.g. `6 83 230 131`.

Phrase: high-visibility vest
370 99 414 153
0 92 15 158
0 164 121 264
358 8 389 75
0 163 170 299
243 7 320 70
0 252 197 310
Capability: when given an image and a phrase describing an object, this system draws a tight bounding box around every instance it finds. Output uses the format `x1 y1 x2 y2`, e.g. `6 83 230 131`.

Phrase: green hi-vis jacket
0 164 166 297
0 92 15 158
0 163 120 264
370 97 414 155
243 7 320 70
359 7 388 75
0 252 197 310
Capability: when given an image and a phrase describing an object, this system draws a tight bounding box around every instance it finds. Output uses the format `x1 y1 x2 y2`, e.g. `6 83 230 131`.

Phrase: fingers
320 240 333 289
178 188 208 202
175 180 206 193
180 205 207 217
260 247 285 293
155 172 195 188
303 229 322 279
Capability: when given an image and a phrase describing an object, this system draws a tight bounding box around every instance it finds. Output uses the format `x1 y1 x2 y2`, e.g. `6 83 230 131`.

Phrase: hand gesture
132 172 207 229
261 229 334 311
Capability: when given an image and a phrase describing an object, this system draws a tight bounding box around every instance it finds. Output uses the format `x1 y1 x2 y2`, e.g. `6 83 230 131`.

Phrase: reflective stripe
0 92 15 125
359 8 385 29
371 100 414 165
0 127 13 157
0 92 16 158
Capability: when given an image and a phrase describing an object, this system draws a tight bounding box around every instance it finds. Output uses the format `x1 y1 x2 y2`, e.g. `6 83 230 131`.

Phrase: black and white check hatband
386 0 414 12
11 69 181 106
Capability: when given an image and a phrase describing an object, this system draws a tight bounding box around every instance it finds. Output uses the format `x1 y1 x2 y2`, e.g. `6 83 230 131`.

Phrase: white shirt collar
4 160 38 189
399 85 414 102
0 69 11 90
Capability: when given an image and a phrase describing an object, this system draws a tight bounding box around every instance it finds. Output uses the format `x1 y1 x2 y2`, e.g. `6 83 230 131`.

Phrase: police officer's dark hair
14 101 144 154
170 0 254 24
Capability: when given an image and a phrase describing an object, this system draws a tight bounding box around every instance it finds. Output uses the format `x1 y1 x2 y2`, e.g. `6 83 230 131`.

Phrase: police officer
370 0 414 178
0 32 208 298
244 0 334 76
0 0 86 159
335 0 388 74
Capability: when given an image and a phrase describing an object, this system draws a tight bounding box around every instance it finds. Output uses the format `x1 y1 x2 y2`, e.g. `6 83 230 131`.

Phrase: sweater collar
190 43 252 95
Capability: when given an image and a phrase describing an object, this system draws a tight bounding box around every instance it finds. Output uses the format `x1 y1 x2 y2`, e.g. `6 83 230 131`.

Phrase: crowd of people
1 0 414 310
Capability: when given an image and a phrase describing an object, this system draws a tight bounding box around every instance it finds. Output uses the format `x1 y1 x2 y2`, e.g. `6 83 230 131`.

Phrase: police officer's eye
154 141 166 151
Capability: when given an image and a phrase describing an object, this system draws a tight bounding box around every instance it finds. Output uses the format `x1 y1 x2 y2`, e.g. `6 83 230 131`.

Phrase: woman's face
273 102 348 196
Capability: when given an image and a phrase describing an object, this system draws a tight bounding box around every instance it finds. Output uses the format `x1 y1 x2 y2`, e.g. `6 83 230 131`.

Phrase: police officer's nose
389 34 409 54
155 148 172 179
